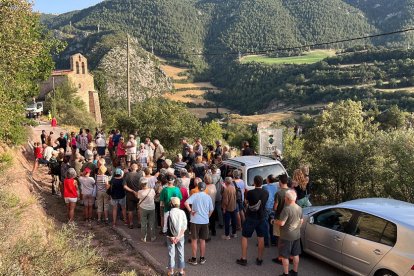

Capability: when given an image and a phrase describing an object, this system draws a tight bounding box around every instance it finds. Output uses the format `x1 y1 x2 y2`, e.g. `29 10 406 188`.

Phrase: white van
222 156 287 190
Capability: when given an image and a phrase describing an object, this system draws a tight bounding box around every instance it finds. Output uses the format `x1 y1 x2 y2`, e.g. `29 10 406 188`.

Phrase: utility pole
151 42 154 55
127 34 131 117
52 77 56 117
97 24 100 33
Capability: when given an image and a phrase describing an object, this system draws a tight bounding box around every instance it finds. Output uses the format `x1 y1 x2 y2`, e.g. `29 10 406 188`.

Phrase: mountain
344 0 414 44
44 0 207 63
45 0 382 61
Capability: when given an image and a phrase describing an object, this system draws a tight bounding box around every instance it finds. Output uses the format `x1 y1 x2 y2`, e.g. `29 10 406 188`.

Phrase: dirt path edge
110 227 166 275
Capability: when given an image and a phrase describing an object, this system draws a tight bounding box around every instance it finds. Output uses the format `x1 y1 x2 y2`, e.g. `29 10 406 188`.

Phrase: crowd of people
32 126 312 276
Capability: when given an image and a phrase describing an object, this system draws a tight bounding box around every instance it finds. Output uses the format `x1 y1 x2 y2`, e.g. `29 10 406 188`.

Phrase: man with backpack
48 151 61 196
272 173 290 264
166 197 187 276
236 175 269 266
233 169 246 229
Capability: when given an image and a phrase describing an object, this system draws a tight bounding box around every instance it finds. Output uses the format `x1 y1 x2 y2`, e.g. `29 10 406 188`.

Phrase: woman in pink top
117 136 126 167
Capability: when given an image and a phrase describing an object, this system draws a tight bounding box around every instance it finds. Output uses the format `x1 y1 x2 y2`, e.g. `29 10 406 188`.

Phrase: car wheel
375 269 397 276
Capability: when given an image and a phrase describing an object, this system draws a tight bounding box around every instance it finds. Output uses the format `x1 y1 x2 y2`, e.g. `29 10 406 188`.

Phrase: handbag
297 189 312 208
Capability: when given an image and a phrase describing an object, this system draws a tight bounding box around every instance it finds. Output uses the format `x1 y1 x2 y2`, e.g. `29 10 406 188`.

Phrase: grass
241 50 336 65
0 152 13 173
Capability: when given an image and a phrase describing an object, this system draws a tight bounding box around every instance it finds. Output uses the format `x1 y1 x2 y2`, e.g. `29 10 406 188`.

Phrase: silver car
301 198 414 276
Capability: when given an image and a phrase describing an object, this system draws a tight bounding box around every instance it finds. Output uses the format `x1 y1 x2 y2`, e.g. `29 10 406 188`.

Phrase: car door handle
333 235 342 241
373 249 383 255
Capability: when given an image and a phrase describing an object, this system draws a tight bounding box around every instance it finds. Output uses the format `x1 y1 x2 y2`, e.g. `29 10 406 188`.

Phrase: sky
32 0 103 14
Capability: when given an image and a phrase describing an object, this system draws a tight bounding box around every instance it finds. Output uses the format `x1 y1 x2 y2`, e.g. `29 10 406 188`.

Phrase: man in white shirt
126 134 137 166
39 143 54 164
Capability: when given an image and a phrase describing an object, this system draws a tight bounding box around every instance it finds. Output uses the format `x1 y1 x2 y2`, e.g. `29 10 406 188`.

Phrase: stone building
38 53 102 124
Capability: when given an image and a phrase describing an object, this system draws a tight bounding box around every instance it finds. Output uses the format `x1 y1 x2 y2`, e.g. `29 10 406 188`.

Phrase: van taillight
412 264 414 270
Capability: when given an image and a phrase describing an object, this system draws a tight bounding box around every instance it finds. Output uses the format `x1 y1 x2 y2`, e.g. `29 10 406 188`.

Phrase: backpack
233 181 243 205
49 159 61 176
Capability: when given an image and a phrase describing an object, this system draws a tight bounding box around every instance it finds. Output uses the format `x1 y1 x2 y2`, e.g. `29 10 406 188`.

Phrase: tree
305 100 374 151
376 105 407 130
45 80 96 129
115 98 223 155
0 0 63 144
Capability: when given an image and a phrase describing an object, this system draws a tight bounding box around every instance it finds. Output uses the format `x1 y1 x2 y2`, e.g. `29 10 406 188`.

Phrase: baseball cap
83 167 92 174
198 181 207 192
115 168 123 176
166 174 175 182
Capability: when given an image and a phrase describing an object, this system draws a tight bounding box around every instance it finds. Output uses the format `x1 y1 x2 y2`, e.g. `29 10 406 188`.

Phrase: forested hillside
45 0 382 62
207 47 414 114
345 0 414 44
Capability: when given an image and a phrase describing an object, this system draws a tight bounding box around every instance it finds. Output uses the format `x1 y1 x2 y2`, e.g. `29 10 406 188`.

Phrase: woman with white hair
63 168 79 222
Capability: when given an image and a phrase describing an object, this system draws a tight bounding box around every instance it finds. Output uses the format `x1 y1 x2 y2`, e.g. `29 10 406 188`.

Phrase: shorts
83 194 95 206
96 191 110 212
278 238 301 258
64 197 77 203
111 197 126 207
236 202 244 212
97 147 106 156
127 197 139 212
190 223 209 240
127 153 137 162
242 217 267 238
38 159 49 165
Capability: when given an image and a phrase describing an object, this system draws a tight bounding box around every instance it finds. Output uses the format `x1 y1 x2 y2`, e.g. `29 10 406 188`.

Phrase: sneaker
96 220 101 225
141 237 146 243
151 236 156 242
256 258 263 266
221 235 231 240
230 233 238 238
199 257 206 265
188 257 197 265
128 224 133 229
289 270 298 276
104 219 109 225
236 258 247 266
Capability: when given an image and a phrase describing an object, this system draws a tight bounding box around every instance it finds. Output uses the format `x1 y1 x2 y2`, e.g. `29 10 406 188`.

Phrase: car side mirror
309 216 314 224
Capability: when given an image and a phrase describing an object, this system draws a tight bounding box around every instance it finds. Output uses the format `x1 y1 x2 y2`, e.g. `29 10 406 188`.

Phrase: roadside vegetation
282 100 414 204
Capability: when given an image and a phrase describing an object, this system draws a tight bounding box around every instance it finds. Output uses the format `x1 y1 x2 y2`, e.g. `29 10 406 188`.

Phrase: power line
167 27 414 57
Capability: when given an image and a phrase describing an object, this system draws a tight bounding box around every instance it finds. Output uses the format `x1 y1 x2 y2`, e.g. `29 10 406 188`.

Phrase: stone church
38 53 102 124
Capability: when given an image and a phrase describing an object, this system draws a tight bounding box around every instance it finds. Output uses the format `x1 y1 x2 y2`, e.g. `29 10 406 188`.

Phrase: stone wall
89 91 102 125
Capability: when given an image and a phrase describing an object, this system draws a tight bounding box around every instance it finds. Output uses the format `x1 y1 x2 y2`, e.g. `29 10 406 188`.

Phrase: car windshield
247 164 285 186
27 103 36 109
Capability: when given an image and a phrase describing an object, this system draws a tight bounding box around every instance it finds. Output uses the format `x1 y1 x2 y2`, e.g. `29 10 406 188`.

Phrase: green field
241 50 336 65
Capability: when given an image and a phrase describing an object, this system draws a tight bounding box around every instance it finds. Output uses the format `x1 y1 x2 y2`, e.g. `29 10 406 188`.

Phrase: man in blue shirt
262 174 279 247
184 182 214 266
